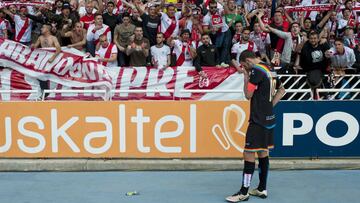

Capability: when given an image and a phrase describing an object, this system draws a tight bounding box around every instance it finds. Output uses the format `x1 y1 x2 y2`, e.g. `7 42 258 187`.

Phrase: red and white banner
284 4 334 12
0 39 113 100
0 39 244 101
0 1 48 9
285 4 360 12
0 66 245 101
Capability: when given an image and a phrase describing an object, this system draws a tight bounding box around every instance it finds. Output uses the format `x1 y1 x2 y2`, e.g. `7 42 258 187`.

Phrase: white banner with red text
0 38 113 100
0 39 245 101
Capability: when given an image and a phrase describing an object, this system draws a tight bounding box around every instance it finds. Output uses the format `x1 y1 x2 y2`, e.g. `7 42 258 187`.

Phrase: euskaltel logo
212 104 247 152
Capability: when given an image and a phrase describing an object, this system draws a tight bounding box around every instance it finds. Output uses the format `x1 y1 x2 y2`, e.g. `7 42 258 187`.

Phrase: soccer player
226 50 285 202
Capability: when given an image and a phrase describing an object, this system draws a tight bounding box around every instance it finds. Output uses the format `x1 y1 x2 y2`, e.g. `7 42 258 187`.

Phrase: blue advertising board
271 101 360 157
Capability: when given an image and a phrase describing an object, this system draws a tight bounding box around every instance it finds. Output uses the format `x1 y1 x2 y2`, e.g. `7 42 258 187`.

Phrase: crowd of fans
1 0 360 98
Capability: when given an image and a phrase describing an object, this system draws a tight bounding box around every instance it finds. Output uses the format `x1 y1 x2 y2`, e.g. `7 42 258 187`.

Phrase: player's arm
272 85 285 106
243 70 254 100
244 66 264 100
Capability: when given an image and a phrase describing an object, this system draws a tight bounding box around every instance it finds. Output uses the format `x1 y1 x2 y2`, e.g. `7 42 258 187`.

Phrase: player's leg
225 151 255 202
249 150 269 199
250 127 274 199
240 151 256 194
257 151 269 192
226 123 260 202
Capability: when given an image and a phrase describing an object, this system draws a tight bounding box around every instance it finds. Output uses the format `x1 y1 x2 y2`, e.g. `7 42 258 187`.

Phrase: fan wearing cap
3 6 33 46
170 29 197 67
53 1 80 32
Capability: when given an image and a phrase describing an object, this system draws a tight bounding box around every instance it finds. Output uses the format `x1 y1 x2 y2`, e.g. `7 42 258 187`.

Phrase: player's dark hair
239 50 257 62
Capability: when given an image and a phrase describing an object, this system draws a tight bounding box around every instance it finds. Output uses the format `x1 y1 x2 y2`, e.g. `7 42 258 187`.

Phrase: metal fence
279 74 360 100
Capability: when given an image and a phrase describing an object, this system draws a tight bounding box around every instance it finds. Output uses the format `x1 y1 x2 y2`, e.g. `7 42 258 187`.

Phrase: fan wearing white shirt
3 6 33 45
96 34 118 67
150 33 171 69
86 13 112 56
231 27 259 69
203 0 232 65
325 38 356 75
